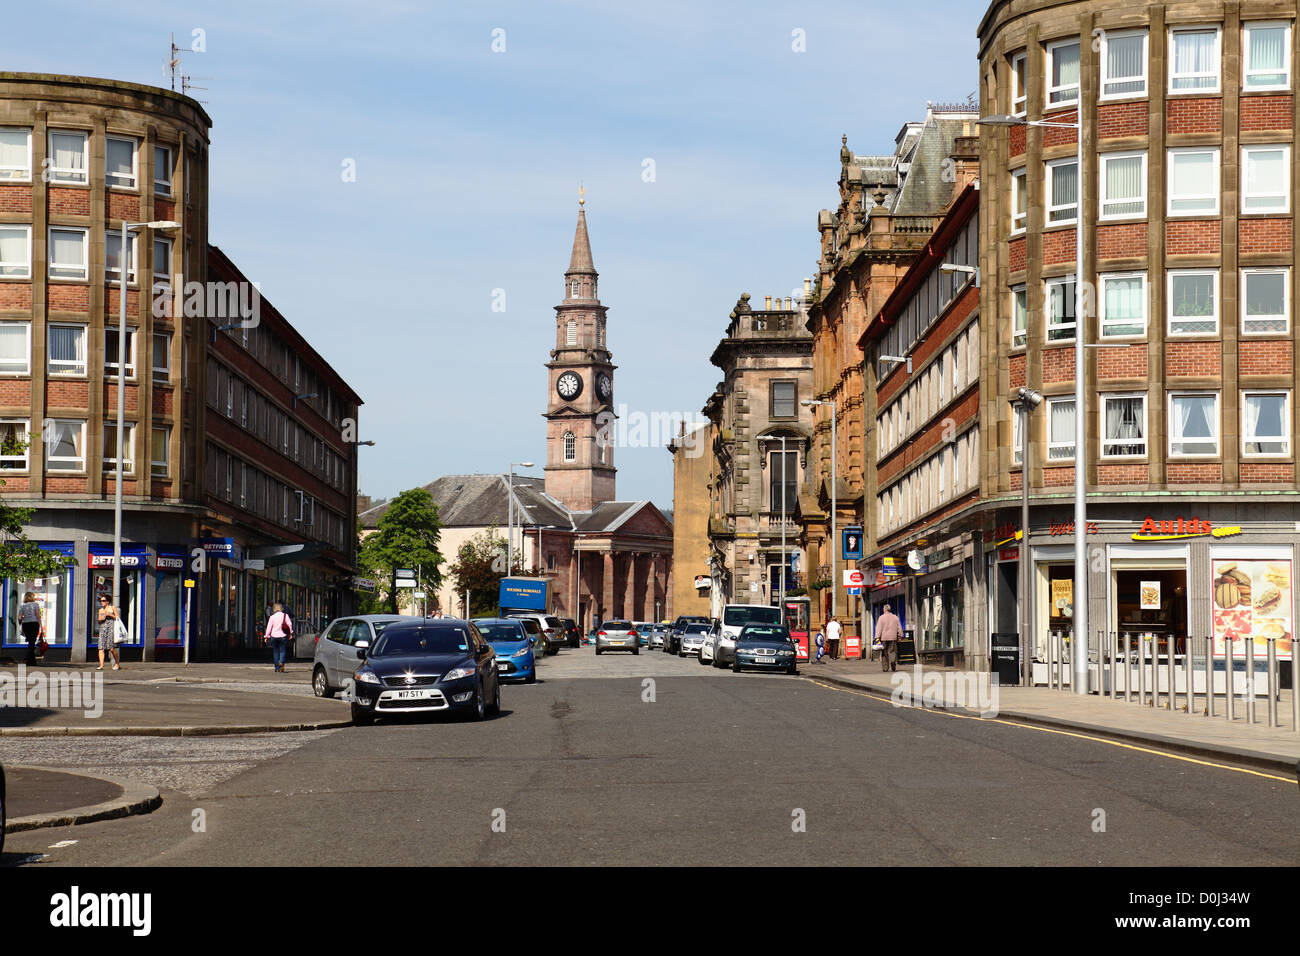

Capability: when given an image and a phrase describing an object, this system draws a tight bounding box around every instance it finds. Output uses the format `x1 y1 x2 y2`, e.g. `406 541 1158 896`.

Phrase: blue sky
6 0 983 511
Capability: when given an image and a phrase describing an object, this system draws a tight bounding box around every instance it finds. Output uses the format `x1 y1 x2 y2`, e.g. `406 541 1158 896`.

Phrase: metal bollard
1138 634 1147 706
1225 638 1235 723
1266 638 1278 728
1246 638 1256 725
1206 635 1214 718
1165 636 1175 711
1183 636 1192 714
1123 632 1132 703
1293 654 1300 734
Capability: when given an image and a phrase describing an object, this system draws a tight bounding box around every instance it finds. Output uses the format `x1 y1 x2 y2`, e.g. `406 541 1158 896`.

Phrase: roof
567 206 596 275
891 109 979 216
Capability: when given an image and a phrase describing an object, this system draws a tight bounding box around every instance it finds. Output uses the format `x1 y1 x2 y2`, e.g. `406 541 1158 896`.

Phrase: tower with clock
544 193 617 511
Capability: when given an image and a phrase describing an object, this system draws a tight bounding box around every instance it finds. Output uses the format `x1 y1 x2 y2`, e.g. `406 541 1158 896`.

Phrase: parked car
312 614 407 698
350 618 501 724
716 604 783 668
473 617 539 683
505 612 565 655
559 618 582 648
647 624 666 650
700 622 725 666
594 619 640 655
632 622 652 647
678 622 712 657
733 623 798 675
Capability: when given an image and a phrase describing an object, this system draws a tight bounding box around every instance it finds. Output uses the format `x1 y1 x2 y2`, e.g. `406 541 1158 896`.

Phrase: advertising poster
1211 558 1293 661
1051 578 1073 614
1140 580 1161 610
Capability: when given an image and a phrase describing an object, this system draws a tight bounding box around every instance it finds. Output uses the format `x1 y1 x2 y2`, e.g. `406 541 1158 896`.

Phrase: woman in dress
97 594 122 670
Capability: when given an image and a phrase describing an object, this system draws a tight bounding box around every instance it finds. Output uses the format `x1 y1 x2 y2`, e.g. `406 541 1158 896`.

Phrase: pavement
4 766 160 833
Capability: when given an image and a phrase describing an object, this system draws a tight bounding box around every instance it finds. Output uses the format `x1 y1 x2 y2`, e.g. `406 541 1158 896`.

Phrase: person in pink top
264 602 294 672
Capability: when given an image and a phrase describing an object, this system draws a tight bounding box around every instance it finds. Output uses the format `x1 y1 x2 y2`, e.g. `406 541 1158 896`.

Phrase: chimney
803 277 812 297
784 297 792 310
765 295 772 309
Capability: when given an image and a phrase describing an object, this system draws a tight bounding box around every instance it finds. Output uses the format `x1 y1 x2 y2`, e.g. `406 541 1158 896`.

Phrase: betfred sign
843 569 865 587
89 554 141 568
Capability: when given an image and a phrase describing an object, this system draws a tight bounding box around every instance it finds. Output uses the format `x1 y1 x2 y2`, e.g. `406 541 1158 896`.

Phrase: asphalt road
3 648 1296 866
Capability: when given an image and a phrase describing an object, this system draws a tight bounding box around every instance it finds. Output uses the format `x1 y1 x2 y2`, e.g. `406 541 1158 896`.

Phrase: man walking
824 615 842 662
874 603 902 672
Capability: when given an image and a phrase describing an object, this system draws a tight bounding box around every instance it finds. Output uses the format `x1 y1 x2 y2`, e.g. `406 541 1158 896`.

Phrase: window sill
0 373 33 379
47 181 90 189
1166 87 1222 97
1165 210 1220 219
1241 86 1293 95
47 373 90 380
1239 208 1291 218
1166 330 1220 339
47 276 90 284
1042 220 1078 232
1097 92 1150 105
1241 453 1293 461
0 275 33 282
1098 212 1149 223
0 176 34 184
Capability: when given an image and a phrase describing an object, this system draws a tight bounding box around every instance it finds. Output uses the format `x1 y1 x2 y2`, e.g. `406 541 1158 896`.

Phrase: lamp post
112 220 180 636
802 399 836 625
506 462 534 576
981 106 1088 694
1012 388 1043 685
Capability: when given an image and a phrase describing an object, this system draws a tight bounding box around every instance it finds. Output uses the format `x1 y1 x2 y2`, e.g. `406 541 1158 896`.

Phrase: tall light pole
1012 388 1043 685
506 462 534 576
981 105 1087 694
802 399 836 625
112 220 180 632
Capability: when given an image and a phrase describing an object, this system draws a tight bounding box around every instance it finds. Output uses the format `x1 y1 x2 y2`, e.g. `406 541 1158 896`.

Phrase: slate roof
892 109 979 216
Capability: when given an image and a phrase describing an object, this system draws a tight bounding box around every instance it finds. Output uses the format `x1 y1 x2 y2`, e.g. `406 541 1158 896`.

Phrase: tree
356 488 444 614
447 526 531 617
0 435 65 582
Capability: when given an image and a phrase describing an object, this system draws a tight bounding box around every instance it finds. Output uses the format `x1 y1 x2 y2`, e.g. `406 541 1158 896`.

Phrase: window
1100 151 1147 219
1012 406 1023 465
569 278 580 298
565 319 576 345
104 328 137 379
1011 51 1028 115
1167 270 1219 335
1102 394 1147 457
48 131 87 184
1045 276 1076 341
1243 391 1290 456
1242 268 1290 334
0 225 30 278
154 145 172 196
771 380 796 418
102 421 136 474
184 153 192 204
153 236 173 286
0 128 32 181
1169 28 1221 93
770 450 797 513
563 431 576 461
1048 398 1076 460
1100 30 1148 99
105 136 137 189
0 322 30 375
104 231 138 284
1099 273 1147 338
1243 22 1292 91
48 325 86 376
1166 148 1220 216
1011 168 1027 233
48 227 88 280
1047 39 1081 105
1169 393 1219 456
1011 286 1027 349
153 333 170 383
1046 159 1078 223
44 419 85 471
1242 146 1290 213
0 419 29 470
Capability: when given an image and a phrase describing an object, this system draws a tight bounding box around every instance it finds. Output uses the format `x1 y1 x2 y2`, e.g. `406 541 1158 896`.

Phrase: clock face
556 371 582 400
596 372 612 401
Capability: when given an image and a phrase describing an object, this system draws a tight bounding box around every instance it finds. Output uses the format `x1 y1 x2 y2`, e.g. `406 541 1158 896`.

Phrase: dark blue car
733 624 798 675
350 619 501 724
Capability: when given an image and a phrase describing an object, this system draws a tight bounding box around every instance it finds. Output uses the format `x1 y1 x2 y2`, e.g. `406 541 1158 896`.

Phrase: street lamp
1012 387 1043 686
506 462 534 576
112 219 180 644
802 399 836 627
981 108 1088 695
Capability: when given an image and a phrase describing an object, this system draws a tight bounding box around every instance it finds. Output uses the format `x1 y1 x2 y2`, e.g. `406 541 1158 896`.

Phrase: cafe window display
1210 548 1293 663
1110 555 1188 655
919 578 965 650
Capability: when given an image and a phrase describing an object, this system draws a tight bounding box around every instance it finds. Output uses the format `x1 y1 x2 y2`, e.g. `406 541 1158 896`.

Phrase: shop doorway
1112 563 1188 656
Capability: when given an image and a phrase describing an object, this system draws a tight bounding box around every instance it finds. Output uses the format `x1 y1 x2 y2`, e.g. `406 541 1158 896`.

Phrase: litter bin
991 634 1021 686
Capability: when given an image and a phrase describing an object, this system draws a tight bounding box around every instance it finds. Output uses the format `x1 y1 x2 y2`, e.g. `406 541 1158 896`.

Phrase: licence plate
390 689 435 700
496 663 508 671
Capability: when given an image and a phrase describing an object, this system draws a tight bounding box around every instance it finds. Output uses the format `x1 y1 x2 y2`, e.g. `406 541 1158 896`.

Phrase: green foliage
356 488 444 614
0 435 65 581
447 526 532 617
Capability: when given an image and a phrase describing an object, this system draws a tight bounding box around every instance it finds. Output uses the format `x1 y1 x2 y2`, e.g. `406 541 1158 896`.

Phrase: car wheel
350 702 373 726
633 648 640 656
595 648 603 656
471 683 487 721
733 663 743 674
525 667 537 684
787 666 798 675
487 678 501 716
312 666 335 699
712 653 725 668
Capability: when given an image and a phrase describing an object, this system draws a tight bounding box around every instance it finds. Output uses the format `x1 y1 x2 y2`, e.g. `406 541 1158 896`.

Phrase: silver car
647 625 666 650
312 614 406 697
678 622 712 657
595 620 640 655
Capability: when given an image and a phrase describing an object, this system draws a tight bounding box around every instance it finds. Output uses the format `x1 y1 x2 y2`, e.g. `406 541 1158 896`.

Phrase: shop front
87 545 147 654
3 542 75 658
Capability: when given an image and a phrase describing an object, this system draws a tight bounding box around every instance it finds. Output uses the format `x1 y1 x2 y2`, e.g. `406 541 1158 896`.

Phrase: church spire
567 189 596 276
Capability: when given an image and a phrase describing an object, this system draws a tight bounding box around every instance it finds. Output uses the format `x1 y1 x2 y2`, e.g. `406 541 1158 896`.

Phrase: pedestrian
875 603 903 672
825 615 842 662
19 591 45 665
96 594 122 671
265 602 293 672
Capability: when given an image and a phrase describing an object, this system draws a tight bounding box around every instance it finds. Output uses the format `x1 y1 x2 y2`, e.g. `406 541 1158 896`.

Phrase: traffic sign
395 568 416 579
843 569 865 587
846 586 862 596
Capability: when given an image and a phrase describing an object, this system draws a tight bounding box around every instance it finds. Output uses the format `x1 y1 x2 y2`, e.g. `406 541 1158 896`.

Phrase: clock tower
544 194 617 511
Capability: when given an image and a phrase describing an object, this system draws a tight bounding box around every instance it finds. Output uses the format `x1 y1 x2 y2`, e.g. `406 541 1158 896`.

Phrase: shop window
1243 22 1292 91
1168 392 1220 456
154 570 181 645
1167 270 1218 335
9 570 69 647
1241 268 1289 334
1242 391 1290 456
1099 273 1147 338
1102 394 1147 457
1170 27 1221 93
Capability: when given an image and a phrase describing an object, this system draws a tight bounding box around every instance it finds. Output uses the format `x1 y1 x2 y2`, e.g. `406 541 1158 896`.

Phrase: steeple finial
579 183 585 207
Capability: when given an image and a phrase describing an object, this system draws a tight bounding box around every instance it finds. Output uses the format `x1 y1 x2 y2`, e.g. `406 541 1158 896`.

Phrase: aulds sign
1132 517 1242 542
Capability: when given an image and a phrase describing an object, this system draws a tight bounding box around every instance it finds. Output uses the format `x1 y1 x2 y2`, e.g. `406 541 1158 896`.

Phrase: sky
5 0 984 511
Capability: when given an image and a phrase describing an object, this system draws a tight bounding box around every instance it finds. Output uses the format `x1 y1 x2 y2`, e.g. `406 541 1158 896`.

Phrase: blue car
473 617 538 684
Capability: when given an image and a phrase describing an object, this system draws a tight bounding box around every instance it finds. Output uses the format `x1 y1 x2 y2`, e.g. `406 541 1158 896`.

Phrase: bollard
1226 637 1235 723
1109 632 1118 699
1183 635 1192 714
1293 654 1300 734
1246 638 1256 725
1138 634 1147 707
1206 635 1214 718
1123 632 1132 703
1165 635 1175 711
1266 638 1278 729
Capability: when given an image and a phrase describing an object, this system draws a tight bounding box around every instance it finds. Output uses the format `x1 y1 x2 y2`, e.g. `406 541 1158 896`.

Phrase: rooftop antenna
181 74 211 105
167 33 185 91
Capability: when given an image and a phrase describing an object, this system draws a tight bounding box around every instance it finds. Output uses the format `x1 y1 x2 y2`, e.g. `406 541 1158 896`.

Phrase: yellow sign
184 579 196 588
1051 578 1073 611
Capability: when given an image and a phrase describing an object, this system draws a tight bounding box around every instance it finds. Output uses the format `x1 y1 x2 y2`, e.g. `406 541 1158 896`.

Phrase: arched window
569 278 581 298
566 319 577 345
563 432 576 461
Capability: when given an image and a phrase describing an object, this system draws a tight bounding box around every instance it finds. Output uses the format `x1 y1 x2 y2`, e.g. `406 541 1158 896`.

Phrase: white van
714 604 783 666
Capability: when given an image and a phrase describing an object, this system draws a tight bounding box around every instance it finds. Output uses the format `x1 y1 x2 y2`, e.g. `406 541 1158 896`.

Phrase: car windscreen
602 621 631 630
371 626 469 656
723 606 782 627
684 624 711 634
474 622 525 642
372 621 397 637
740 626 790 641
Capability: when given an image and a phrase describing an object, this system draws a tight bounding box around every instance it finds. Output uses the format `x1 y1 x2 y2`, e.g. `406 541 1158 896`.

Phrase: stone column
646 553 659 621
602 550 615 625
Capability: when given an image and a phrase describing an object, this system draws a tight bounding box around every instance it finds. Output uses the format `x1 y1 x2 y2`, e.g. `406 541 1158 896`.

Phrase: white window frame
1011 285 1027 349
1099 151 1148 220
1168 391 1220 457
1167 269 1220 336
1166 147 1220 216
45 419 86 472
103 327 137 380
153 235 173 288
1011 168 1027 233
1241 267 1291 335
1046 158 1079 224
1241 145 1291 214
104 231 138 285
1101 392 1148 458
47 324 87 377
102 420 136 475
1011 51 1028 116
0 418 30 470
1046 39 1081 106
0 224 31 278
1012 406 1023 465
48 226 88 281
0 127 33 182
153 144 172 196
152 332 171 384
1045 275 1077 342
47 130 88 185
1243 21 1293 92
1241 390 1291 458
1168 26 1222 94
1099 272 1149 339
563 431 576 461
105 136 138 190
0 320 31 375
1047 397 1076 461
1099 29 1149 100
